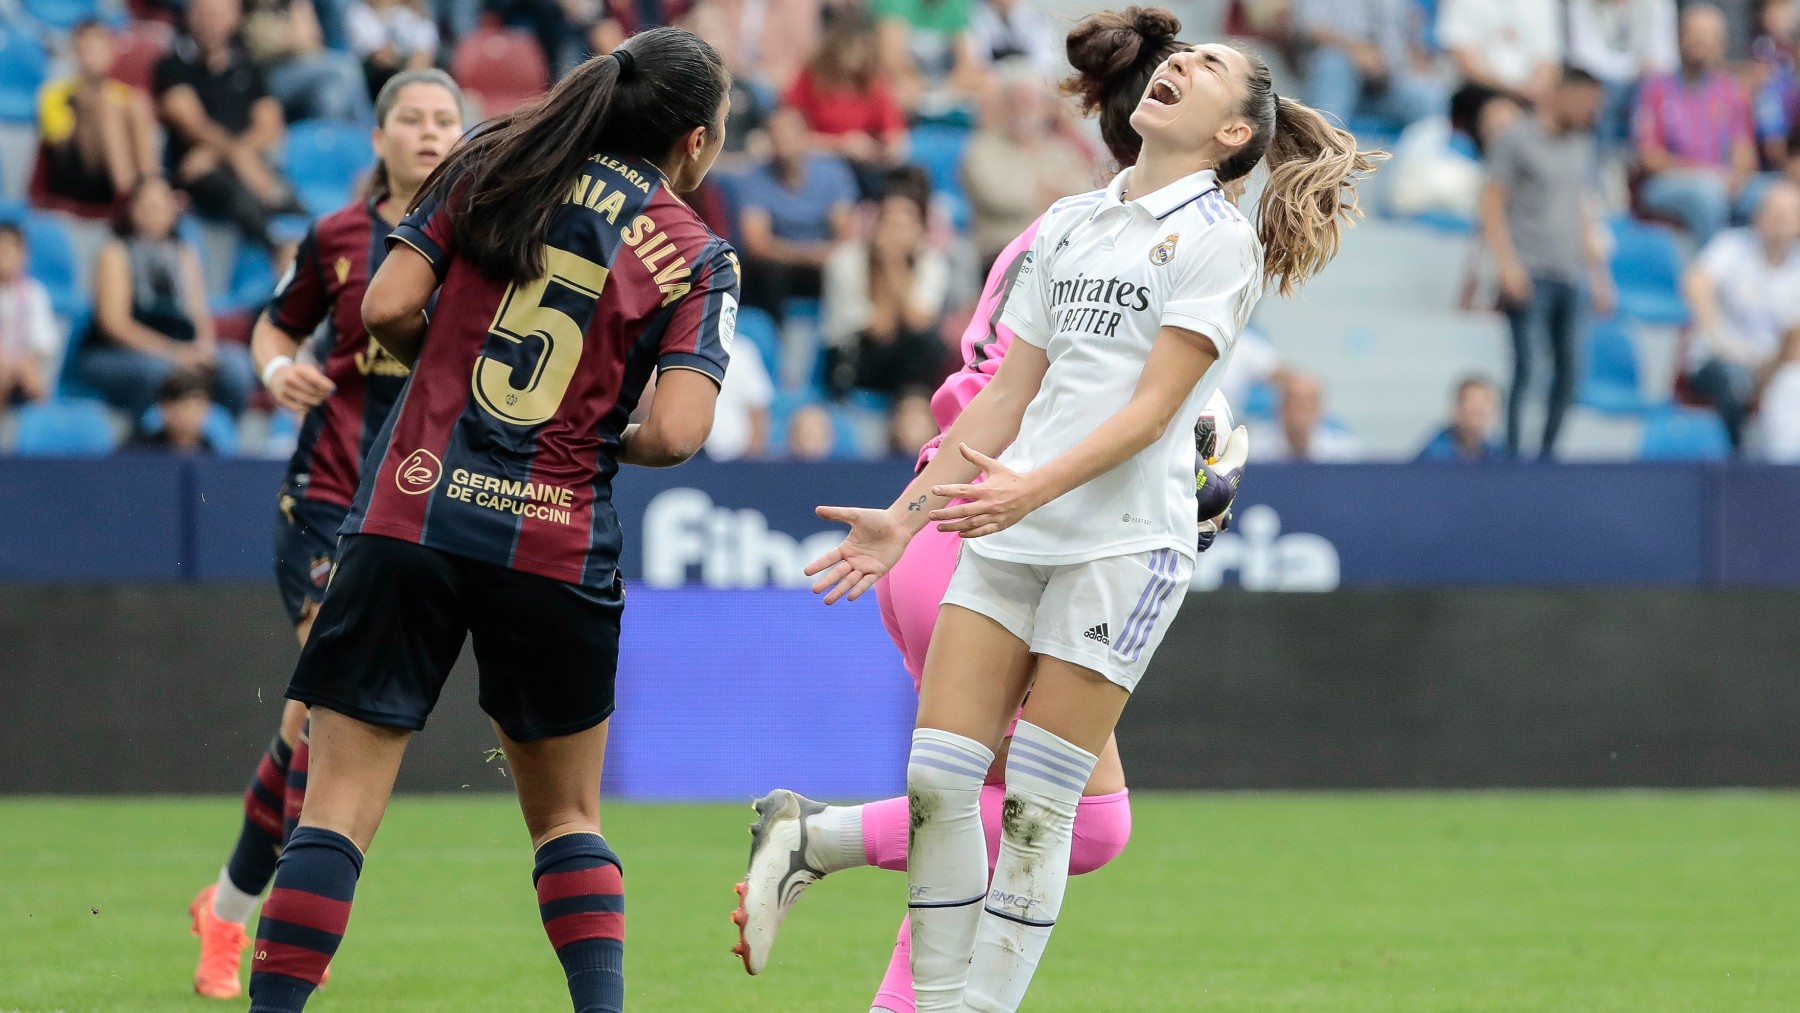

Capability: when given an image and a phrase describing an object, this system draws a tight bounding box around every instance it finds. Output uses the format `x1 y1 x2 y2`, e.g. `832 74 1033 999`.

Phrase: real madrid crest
1149 234 1179 266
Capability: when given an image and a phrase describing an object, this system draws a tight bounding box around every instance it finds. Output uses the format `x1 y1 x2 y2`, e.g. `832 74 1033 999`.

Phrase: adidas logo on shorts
1083 623 1109 646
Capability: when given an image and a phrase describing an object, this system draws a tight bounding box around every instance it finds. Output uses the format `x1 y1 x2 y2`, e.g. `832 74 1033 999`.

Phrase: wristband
261 354 294 388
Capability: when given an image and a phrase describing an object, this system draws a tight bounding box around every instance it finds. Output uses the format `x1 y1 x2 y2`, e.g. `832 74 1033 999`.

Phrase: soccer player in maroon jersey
186 69 466 1001
247 29 737 1012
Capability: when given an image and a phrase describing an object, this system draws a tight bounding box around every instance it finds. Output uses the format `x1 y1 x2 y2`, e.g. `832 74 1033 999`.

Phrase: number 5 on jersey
473 246 609 426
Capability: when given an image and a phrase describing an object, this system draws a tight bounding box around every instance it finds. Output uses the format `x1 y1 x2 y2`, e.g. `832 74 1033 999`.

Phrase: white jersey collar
1097 166 1221 221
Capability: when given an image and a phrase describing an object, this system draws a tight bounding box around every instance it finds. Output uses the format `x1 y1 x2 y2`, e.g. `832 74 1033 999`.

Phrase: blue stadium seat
212 242 277 314
1639 406 1731 460
141 402 241 455
910 124 971 229
13 398 116 456
1579 316 1666 415
17 211 84 318
21 0 126 30
1610 217 1689 325
733 304 780 371
0 29 48 125
54 308 103 400
286 120 375 216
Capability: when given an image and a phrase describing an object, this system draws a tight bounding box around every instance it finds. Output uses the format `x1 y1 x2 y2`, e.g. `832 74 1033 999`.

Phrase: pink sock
870 915 913 1012
863 789 1133 1010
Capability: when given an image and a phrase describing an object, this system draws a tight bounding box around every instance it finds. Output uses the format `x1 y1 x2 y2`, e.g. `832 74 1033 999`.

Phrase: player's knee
1068 791 1132 875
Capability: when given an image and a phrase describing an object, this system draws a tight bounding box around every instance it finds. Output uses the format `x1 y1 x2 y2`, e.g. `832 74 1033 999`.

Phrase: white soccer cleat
731 788 828 975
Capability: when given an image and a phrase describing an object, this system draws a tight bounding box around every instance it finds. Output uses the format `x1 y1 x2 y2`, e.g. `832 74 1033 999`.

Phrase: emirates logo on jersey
396 449 443 495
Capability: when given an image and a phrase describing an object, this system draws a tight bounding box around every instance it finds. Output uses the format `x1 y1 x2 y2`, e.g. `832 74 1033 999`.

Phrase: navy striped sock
225 735 293 897
533 833 625 1013
282 720 309 845
249 826 362 1012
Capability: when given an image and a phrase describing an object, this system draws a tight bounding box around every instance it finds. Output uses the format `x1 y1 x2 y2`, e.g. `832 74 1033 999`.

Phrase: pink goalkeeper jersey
915 216 1042 470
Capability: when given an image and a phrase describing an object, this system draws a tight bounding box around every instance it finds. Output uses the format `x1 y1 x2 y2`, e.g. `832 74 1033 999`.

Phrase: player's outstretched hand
928 443 1046 540
268 360 337 413
806 505 909 604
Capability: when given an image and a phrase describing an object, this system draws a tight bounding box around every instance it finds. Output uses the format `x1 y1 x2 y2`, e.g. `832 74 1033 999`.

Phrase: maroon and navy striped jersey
266 197 413 507
345 154 740 589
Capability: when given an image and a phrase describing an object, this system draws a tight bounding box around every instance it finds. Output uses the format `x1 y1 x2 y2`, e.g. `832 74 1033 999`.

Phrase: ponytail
1212 45 1384 298
1254 97 1383 297
410 27 729 284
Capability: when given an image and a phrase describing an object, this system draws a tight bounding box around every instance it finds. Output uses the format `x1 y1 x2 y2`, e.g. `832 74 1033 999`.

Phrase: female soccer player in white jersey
730 12 1246 1012
800 19 1380 1011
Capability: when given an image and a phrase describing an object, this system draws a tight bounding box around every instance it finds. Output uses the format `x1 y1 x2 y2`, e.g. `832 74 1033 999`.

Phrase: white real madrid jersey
975 167 1264 566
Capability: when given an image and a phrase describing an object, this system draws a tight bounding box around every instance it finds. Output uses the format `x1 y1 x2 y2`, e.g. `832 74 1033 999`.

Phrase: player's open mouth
1145 76 1182 107
417 148 441 162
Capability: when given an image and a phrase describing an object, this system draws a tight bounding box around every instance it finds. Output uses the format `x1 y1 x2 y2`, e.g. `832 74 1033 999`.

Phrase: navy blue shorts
287 534 624 743
274 488 350 627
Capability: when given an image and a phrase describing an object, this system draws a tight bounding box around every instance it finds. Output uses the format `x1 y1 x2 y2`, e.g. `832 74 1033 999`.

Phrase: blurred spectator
1750 0 1800 167
1415 376 1505 461
703 338 775 460
888 386 938 454
1437 0 1563 104
1566 0 1679 146
962 64 1090 269
1755 326 1800 458
78 178 256 420
873 0 983 116
124 369 218 453
241 0 372 121
784 15 909 194
1294 0 1446 131
736 107 858 320
1682 179 1800 448
679 0 774 162
155 0 303 251
0 223 58 407
785 401 835 459
685 0 823 92
1483 66 1612 460
970 0 1059 76
1262 372 1364 462
822 189 949 398
347 0 440 99
36 21 162 211
1635 3 1759 243
1450 84 1527 158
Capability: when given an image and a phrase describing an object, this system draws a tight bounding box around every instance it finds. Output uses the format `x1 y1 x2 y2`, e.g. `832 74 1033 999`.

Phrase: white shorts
941 546 1194 692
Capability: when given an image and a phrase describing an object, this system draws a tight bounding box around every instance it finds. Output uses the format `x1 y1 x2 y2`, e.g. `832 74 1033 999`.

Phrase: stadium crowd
1 0 1799 462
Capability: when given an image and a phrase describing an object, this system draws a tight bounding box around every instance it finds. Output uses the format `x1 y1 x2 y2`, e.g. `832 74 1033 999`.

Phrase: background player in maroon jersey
184 69 466 1001
247 29 737 1012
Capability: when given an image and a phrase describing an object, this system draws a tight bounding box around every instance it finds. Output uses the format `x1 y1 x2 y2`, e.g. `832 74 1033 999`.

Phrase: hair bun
1063 7 1182 115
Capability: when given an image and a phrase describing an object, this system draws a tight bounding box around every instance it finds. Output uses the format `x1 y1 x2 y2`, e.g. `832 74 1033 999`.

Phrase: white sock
802 804 866 874
965 721 1098 1013
905 727 994 1012
211 865 260 925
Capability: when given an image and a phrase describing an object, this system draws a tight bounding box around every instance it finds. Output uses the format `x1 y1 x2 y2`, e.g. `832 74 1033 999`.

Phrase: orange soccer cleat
189 885 248 999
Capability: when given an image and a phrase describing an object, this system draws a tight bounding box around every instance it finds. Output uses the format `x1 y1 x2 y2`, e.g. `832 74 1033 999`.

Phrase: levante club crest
1149 234 1180 266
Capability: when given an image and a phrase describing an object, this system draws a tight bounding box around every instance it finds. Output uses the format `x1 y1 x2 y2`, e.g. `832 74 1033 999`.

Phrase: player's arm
620 369 719 467
930 325 1218 537
362 242 437 368
254 225 336 410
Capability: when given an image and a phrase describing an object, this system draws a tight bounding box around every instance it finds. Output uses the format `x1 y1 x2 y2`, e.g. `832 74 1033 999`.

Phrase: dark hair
71 17 106 35
809 13 879 91
1062 7 1185 168
1559 64 1602 89
112 176 178 239
0 220 22 245
368 69 466 201
411 28 729 283
157 368 212 404
881 164 931 215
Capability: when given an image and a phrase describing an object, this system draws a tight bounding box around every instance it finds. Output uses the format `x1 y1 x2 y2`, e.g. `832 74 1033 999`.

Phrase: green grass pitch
4 792 1798 1011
